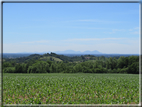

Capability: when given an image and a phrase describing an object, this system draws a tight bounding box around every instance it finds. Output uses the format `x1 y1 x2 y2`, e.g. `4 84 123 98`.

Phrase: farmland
3 73 139 104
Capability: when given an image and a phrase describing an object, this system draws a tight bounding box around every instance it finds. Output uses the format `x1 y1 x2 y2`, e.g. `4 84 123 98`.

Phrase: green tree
128 62 139 74
15 64 22 73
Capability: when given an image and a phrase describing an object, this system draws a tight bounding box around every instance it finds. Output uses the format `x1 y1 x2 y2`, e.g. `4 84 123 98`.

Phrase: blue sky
3 3 139 54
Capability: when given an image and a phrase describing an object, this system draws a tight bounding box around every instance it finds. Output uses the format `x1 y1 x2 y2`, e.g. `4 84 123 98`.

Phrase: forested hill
3 52 111 63
3 52 139 74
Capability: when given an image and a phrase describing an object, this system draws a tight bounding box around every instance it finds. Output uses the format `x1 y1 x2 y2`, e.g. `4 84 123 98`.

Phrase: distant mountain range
3 50 139 55
53 50 103 54
3 50 139 59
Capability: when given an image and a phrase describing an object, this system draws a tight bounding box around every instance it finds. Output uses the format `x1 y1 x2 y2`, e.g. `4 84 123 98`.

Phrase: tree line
3 54 139 74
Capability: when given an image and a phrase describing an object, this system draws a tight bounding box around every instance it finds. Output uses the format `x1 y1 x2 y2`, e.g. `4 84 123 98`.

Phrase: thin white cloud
112 29 125 31
104 29 125 34
21 40 50 44
77 19 122 24
63 38 125 42
67 26 107 30
132 31 139 35
105 27 139 35
129 27 139 31
129 27 139 35
134 27 139 29
20 38 125 44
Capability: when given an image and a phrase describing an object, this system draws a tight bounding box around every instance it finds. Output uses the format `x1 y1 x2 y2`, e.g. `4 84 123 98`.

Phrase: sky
3 3 140 54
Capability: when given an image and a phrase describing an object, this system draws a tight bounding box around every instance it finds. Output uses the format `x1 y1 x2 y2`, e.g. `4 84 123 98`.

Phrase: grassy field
3 73 139 104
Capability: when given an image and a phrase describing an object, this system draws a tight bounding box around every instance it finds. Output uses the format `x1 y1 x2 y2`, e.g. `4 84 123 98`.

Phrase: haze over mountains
3 49 139 55
53 50 103 54
7 50 103 54
3 49 139 59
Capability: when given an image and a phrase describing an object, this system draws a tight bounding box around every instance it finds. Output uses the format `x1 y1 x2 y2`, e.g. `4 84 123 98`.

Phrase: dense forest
3 52 139 74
